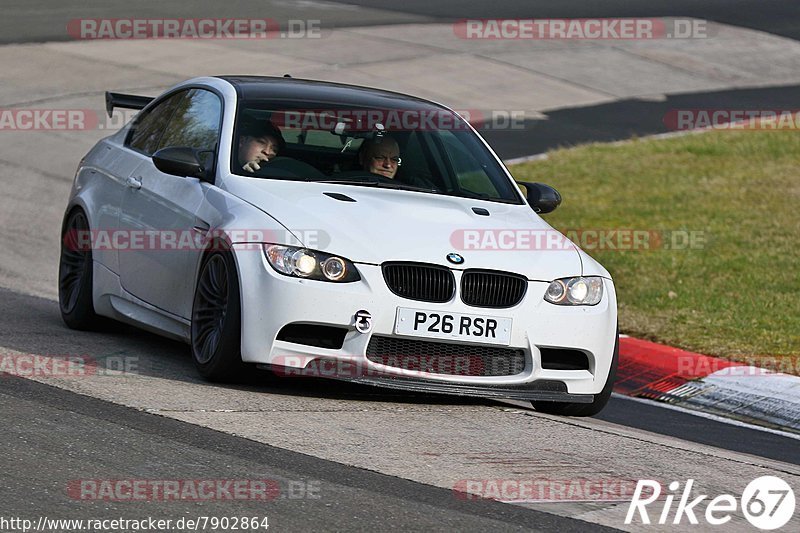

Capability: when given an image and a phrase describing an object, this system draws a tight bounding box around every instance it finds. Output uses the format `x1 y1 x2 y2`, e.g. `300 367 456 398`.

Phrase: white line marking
503 125 712 166
611 392 800 441
503 152 549 166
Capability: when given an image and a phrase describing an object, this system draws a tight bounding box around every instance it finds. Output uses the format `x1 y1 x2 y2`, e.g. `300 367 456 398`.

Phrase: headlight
263 245 361 282
544 276 603 305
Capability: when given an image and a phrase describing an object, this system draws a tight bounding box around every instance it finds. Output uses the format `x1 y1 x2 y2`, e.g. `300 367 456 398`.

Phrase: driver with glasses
356 134 438 190
358 136 402 179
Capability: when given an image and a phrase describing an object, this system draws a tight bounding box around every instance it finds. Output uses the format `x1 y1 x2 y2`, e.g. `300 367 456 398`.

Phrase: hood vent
324 192 356 202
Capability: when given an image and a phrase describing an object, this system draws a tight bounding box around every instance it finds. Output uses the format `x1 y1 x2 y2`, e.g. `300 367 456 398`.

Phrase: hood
222 177 583 281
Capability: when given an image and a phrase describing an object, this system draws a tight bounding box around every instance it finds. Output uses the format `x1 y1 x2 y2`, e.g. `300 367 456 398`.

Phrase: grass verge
512 130 799 371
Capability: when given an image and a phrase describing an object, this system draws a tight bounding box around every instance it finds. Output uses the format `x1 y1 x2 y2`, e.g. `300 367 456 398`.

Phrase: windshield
231 100 523 204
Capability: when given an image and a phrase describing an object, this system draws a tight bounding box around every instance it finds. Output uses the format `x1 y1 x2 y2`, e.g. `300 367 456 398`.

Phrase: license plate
394 308 512 345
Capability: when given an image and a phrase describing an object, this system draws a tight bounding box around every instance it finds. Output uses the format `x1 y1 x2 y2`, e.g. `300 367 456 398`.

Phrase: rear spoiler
105 92 154 118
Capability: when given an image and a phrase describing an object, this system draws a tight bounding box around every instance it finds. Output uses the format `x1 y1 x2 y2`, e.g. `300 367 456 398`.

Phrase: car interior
233 107 516 203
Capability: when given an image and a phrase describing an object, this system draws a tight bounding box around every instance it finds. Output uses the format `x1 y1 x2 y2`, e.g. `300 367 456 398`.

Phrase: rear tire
531 329 619 417
190 251 246 381
58 209 102 330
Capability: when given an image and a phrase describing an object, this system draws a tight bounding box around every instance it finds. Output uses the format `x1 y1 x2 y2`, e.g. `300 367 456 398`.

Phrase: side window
126 91 186 155
158 89 222 153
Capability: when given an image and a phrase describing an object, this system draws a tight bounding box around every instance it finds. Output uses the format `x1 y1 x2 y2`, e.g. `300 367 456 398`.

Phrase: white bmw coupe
59 76 618 416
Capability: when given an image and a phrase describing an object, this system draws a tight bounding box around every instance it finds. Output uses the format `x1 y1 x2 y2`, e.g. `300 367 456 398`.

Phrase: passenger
238 119 285 173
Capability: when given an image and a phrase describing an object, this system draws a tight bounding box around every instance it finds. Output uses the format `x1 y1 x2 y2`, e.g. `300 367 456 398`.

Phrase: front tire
58 209 102 330
531 329 619 417
190 251 246 381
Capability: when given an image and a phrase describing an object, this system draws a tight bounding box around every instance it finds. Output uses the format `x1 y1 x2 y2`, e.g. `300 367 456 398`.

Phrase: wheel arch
61 201 91 235
193 236 246 331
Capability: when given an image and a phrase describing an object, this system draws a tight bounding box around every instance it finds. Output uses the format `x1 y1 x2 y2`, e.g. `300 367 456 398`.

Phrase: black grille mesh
366 335 526 377
382 263 455 303
461 270 528 308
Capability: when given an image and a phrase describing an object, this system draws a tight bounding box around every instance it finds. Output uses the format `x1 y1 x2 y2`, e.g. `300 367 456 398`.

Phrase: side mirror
153 147 208 180
517 181 561 214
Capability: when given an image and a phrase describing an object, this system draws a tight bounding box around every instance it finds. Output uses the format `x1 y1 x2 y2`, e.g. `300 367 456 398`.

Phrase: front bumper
233 244 618 397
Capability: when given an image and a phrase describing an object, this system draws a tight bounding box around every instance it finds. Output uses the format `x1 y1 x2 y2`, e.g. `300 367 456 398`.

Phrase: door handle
192 220 210 234
126 176 142 190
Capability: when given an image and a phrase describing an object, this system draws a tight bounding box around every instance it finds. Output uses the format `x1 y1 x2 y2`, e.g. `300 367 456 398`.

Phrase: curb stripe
615 336 800 433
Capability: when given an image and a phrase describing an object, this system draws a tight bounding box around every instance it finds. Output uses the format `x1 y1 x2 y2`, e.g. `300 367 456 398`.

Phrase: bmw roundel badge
446 252 464 265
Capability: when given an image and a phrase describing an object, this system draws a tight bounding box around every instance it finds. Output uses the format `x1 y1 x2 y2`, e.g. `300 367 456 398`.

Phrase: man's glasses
372 155 402 166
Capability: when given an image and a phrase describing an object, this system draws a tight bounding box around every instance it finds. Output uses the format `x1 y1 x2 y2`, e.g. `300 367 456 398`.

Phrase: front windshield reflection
230 102 523 204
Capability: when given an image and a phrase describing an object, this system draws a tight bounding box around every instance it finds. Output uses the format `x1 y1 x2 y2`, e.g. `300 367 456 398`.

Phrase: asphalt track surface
3 286 799 468
1 285 799 531
5 1 800 157
483 83 800 159
6 0 800 43
2 376 608 533
346 0 800 159
339 0 800 42
2 1 800 530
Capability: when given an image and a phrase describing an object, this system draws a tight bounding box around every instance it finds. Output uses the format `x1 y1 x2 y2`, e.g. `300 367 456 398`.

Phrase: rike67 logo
626 476 795 530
